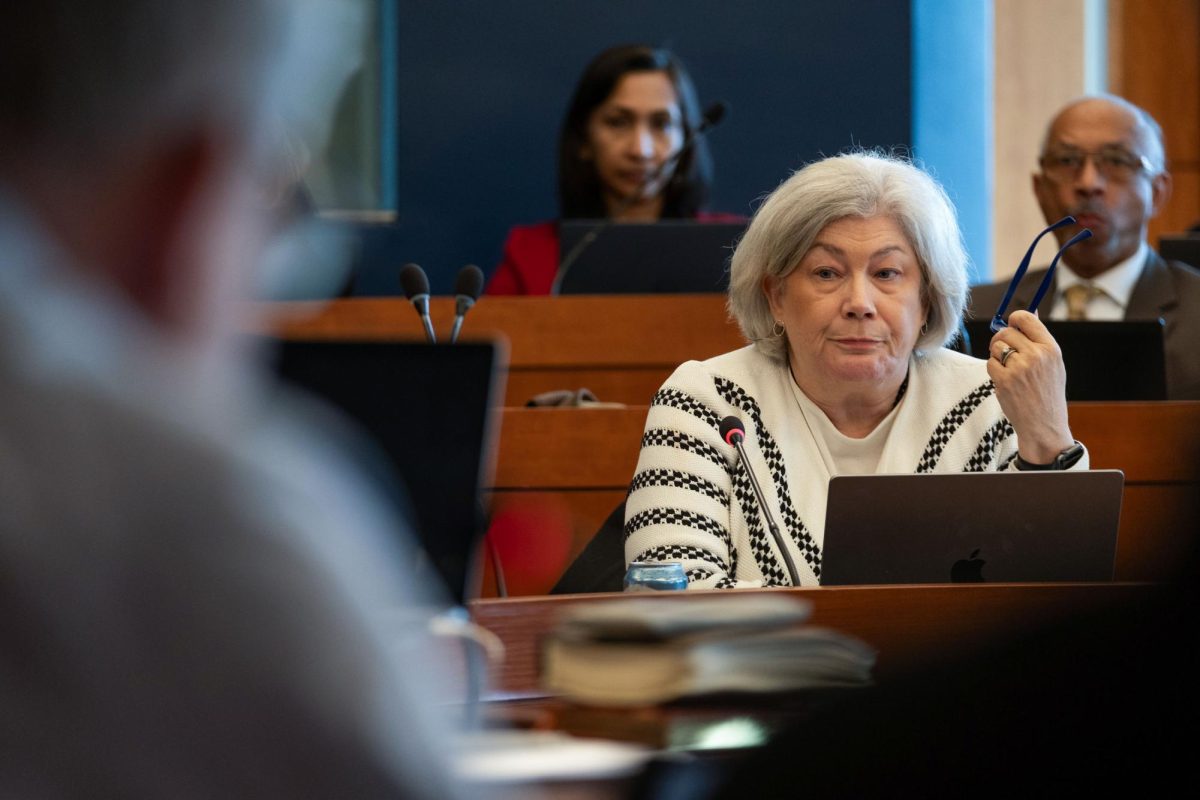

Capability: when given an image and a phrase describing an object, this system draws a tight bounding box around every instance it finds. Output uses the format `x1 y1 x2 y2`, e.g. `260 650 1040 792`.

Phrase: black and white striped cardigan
623 345 1088 588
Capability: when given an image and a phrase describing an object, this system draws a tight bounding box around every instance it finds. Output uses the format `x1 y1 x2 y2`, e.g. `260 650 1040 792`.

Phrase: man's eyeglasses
990 216 1093 333
1040 146 1156 183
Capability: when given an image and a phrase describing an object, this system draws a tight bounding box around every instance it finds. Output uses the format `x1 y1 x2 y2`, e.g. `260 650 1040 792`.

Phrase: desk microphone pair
399 263 484 343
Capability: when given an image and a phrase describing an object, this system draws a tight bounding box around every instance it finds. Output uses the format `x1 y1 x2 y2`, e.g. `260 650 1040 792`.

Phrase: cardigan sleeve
623 363 762 590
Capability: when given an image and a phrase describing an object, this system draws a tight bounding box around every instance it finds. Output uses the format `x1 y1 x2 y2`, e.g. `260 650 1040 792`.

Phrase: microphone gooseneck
450 264 485 343
551 100 730 294
399 263 437 343
719 415 801 587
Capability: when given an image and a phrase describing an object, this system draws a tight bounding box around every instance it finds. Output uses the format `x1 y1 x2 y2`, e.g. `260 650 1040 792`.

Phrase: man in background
0 1 463 795
970 95 1200 399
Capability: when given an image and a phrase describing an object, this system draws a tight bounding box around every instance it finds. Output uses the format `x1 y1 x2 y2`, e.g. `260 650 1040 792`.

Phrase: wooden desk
254 295 744 405
470 583 1156 693
488 402 1200 592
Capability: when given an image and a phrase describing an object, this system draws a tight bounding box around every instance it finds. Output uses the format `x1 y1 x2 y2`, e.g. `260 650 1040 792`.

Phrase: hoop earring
772 320 786 338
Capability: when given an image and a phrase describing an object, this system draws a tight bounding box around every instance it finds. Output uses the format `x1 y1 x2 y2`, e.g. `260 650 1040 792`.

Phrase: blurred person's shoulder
0 184 424 599
0 228 459 797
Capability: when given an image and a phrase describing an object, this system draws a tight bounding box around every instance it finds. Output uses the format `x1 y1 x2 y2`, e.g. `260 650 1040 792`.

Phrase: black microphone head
719 415 745 445
454 264 485 300
399 263 430 300
700 101 728 131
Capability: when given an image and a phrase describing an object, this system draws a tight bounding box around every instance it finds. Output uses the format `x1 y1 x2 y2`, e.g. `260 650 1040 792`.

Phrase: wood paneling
1156 169 1200 241
254 295 745 405
1109 0 1200 240
484 402 1200 594
492 407 646 488
1069 401 1200 481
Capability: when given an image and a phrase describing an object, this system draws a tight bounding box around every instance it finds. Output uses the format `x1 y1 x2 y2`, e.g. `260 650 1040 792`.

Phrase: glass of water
623 561 688 592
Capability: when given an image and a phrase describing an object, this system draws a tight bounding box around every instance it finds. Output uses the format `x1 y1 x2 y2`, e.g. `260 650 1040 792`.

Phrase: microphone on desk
449 264 484 343
551 100 730 294
400 263 437 343
720 415 801 587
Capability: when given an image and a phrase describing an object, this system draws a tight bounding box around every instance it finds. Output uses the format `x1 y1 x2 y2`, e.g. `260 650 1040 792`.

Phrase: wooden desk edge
470 581 1154 608
469 582 1161 692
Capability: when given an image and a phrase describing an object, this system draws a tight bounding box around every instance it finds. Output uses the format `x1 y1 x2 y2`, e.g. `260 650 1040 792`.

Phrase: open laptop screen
963 320 1166 401
1158 235 1200 270
556 220 745 294
267 339 503 604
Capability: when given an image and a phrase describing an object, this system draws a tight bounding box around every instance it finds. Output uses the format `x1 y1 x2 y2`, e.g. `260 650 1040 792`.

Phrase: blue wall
355 0 914 295
911 0 991 285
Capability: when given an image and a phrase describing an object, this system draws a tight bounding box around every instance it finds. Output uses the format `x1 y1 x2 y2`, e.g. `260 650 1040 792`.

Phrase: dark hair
558 45 713 219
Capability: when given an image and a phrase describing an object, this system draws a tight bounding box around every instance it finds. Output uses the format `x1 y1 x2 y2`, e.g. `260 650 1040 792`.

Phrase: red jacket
485 212 745 295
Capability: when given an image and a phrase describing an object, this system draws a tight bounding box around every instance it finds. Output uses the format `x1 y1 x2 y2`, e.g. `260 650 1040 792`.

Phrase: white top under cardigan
623 344 1089 589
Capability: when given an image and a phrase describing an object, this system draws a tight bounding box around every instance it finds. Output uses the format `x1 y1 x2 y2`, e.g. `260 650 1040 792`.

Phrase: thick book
541 596 875 707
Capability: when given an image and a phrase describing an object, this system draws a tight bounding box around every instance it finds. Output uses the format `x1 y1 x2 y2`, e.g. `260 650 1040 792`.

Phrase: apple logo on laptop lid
951 549 986 583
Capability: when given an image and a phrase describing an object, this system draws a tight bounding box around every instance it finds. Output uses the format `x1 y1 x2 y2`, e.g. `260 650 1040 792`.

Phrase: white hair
728 152 969 361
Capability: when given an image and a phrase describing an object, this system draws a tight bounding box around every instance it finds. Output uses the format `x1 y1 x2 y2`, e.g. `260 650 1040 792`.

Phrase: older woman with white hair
624 152 1087 588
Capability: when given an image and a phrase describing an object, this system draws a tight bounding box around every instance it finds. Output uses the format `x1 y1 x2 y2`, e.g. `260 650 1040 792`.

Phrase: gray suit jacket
968 249 1200 400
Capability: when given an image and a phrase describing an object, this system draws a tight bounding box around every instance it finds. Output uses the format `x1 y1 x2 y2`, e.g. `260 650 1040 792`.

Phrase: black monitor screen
267 339 502 604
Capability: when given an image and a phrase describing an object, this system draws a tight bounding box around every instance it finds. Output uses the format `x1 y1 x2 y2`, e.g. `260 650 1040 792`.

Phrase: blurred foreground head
0 5 470 795
0 0 358 349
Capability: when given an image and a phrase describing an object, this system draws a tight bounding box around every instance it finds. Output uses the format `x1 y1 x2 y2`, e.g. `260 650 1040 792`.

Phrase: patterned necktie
1063 283 1099 321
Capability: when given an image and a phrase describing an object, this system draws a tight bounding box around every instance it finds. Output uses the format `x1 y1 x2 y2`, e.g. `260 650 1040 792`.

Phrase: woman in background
487 44 736 295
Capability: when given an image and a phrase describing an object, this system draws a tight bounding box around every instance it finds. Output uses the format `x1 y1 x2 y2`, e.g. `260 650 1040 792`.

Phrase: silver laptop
820 471 1124 585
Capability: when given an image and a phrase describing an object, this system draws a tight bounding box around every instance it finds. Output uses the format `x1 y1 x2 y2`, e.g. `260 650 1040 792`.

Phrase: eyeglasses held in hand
1040 146 1157 183
990 216 1094 333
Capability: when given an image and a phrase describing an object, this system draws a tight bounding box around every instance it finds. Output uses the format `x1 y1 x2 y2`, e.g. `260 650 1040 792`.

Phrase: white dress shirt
1049 241 1148 321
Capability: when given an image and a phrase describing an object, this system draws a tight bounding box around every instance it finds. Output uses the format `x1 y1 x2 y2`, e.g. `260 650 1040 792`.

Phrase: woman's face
582 70 684 213
765 215 927 394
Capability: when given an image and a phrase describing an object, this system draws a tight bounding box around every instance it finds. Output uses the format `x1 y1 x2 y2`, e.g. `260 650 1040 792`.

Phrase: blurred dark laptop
1158 234 1200 270
820 471 1123 585
267 339 504 604
556 220 745 294
963 319 1166 401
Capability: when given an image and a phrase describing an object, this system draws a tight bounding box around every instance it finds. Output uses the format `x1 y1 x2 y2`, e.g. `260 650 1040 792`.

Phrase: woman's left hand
987 310 1074 464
